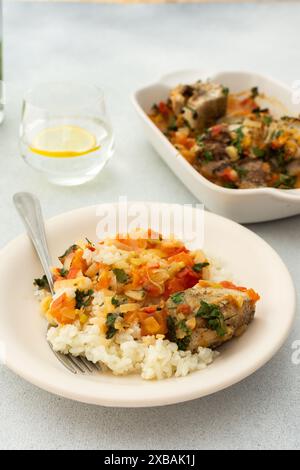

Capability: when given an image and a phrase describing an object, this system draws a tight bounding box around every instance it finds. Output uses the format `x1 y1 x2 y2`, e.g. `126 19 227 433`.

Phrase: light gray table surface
0 0 299 450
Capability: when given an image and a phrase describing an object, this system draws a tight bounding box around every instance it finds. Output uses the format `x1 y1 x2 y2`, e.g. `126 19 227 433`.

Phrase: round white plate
0 203 295 407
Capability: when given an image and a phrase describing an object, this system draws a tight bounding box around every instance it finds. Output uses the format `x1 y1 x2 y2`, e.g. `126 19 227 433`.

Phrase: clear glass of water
20 82 115 186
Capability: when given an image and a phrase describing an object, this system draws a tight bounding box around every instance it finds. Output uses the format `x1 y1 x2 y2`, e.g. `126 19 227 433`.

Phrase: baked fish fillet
170 81 228 132
166 280 260 351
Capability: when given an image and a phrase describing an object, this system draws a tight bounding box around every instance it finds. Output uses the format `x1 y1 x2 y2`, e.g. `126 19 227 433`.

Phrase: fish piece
170 81 228 132
166 280 259 351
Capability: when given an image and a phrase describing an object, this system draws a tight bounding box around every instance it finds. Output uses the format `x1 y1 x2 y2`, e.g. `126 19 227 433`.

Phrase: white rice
47 324 217 380
45 244 227 380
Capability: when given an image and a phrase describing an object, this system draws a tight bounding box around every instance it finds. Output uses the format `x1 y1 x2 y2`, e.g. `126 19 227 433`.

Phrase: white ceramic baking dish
132 69 300 223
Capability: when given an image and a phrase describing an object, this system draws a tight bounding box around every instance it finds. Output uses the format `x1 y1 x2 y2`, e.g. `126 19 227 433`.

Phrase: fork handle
13 192 55 294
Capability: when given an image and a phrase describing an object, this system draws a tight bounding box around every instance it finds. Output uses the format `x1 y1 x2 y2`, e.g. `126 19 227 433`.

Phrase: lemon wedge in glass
30 125 100 158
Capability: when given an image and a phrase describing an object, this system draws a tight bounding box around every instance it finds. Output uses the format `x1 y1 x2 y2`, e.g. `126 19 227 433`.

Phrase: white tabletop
0 1 299 450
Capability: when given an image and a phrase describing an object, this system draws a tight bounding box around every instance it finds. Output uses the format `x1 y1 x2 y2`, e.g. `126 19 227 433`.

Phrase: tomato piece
176 303 191 315
220 281 247 292
177 266 199 289
164 277 186 298
158 101 170 115
210 124 224 137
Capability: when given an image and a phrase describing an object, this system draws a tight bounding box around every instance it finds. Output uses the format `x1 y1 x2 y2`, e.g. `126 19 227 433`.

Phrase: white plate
0 203 295 407
132 69 300 223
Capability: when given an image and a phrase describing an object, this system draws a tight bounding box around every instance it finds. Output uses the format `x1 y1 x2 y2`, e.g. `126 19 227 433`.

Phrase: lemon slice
30 125 100 158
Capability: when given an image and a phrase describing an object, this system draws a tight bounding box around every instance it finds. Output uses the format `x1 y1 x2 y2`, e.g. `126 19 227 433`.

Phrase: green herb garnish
59 244 78 262
111 296 121 307
177 320 191 335
203 150 214 162
222 86 229 97
252 147 265 158
196 300 227 337
113 268 130 284
193 262 210 272
263 115 273 126
170 292 185 304
33 275 50 291
223 181 238 189
232 127 244 155
85 237 94 245
167 317 191 351
106 313 118 339
59 267 69 278
273 174 296 189
75 289 94 309
234 166 248 179
167 116 178 131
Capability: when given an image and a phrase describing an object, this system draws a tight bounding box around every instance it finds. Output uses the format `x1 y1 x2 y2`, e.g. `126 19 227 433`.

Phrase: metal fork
13 192 101 375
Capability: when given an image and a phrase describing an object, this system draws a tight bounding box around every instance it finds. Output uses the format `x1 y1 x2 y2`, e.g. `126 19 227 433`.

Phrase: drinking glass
20 82 115 186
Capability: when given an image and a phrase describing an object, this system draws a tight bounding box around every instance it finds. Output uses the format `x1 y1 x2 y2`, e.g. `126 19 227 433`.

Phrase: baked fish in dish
166 280 260 351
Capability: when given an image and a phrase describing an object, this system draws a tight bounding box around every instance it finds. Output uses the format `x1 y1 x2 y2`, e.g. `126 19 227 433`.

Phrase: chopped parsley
252 147 265 158
193 262 210 272
75 289 94 309
222 86 230 97
263 115 273 126
167 116 178 131
223 181 238 189
232 127 244 155
177 320 191 335
106 313 118 339
203 150 214 162
58 244 78 262
167 317 191 351
273 174 296 189
234 166 248 179
196 300 227 337
111 296 121 307
59 267 69 278
113 268 130 284
85 237 94 245
33 275 50 291
170 292 185 304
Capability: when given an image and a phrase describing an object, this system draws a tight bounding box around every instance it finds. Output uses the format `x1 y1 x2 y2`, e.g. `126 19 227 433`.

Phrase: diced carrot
67 267 80 279
71 249 87 272
49 293 77 325
153 311 168 335
140 316 160 336
96 269 111 289
168 251 194 267
124 311 139 324
247 288 260 303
